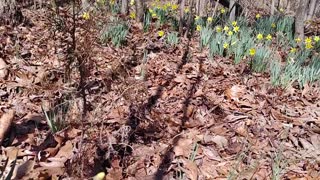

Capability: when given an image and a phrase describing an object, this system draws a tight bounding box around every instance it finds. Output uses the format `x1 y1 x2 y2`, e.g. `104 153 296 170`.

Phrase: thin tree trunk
199 0 206 17
179 0 186 34
121 0 128 15
271 0 275 15
295 0 310 40
135 0 144 22
229 0 236 21
306 0 317 20
212 0 220 16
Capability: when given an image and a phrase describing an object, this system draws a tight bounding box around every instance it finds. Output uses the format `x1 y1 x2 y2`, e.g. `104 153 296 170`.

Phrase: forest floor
1 6 320 180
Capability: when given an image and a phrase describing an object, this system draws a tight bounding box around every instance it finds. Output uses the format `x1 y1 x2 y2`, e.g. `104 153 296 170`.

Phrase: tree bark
121 0 128 15
0 0 23 25
271 0 275 15
295 0 310 40
306 0 318 20
229 0 235 21
135 0 144 22
199 0 207 17
179 0 186 34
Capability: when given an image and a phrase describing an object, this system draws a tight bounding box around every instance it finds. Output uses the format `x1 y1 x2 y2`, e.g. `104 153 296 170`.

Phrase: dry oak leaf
225 85 246 101
0 110 15 144
0 58 8 79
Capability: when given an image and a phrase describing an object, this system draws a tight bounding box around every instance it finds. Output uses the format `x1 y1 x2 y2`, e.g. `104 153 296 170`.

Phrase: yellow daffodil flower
228 31 233 36
171 4 178 10
279 8 284 13
158 30 165 37
266 34 272 41
232 21 237 26
93 172 105 180
257 33 263 40
110 0 115 5
216 26 222 33
233 26 239 33
184 8 190 13
223 43 229 49
290 47 297 53
314 36 320 42
220 8 226 14
306 43 313 49
149 8 154 13
305 37 312 44
256 13 261 19
130 0 134 6
223 26 229 32
249 48 256 56
271 23 276 28
82 12 90 20
196 25 201 31
130 12 136 19
295 38 301 43
152 13 157 18
207 17 213 23
195 15 200 21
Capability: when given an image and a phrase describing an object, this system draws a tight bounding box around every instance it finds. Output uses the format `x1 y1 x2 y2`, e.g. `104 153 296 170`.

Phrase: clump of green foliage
100 19 129 47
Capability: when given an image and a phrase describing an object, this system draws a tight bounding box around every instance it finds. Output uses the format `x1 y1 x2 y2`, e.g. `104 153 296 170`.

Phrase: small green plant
250 47 271 72
41 101 69 133
209 33 224 57
143 12 151 32
200 26 214 49
100 20 129 47
270 60 282 86
166 31 179 46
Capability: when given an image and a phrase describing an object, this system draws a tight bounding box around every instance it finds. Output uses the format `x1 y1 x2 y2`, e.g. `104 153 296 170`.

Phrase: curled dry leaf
12 160 35 179
225 85 246 101
0 110 15 144
173 138 193 157
0 58 8 79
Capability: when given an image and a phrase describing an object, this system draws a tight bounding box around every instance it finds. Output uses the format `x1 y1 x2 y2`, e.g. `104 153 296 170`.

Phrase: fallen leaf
12 160 35 179
181 158 198 180
173 138 193 157
0 110 15 144
225 85 246 101
0 58 8 79
203 135 228 149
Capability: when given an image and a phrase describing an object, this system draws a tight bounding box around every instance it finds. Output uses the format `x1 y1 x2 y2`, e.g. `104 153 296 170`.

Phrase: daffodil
130 0 134 6
249 48 256 56
257 33 263 40
271 23 276 28
195 15 200 21
109 0 115 5
305 37 312 44
266 34 272 41
130 12 136 19
232 21 237 26
228 31 233 36
290 47 297 53
223 26 229 32
295 38 301 43
149 8 154 13
314 36 320 42
279 8 284 13
207 17 213 23
82 12 90 20
158 30 165 37
306 43 313 49
171 4 178 10
184 8 190 13
220 8 226 14
256 13 261 19
216 26 222 33
196 25 201 31
152 13 157 18
233 26 239 33
223 42 229 49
